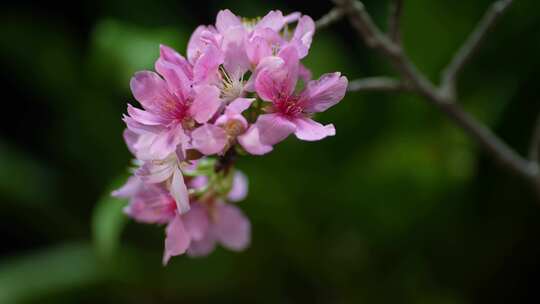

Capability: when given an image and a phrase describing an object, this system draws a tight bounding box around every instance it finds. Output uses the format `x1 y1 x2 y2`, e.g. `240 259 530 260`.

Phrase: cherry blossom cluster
113 9 348 264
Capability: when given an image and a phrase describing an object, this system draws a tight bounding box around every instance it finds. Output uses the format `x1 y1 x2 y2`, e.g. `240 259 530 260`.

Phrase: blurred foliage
1 0 540 303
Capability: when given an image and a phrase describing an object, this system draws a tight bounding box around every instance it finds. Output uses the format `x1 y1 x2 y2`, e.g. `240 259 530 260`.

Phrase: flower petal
228 171 248 202
163 215 190 265
254 113 296 146
300 72 348 113
193 44 224 84
237 125 274 155
255 10 285 32
189 85 221 123
246 34 273 66
187 232 216 257
292 15 315 58
148 124 185 160
216 9 242 34
124 184 176 224
136 160 175 184
214 204 251 251
226 98 255 114
130 71 172 112
155 45 193 99
171 166 190 214
254 45 299 101
191 124 228 155
112 176 142 198
293 117 335 141
127 104 167 125
187 25 210 64
182 203 209 241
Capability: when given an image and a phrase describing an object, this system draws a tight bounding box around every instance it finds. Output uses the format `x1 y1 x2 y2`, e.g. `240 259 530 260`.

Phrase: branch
348 77 410 92
315 7 346 30
388 0 404 43
441 0 513 97
334 0 539 183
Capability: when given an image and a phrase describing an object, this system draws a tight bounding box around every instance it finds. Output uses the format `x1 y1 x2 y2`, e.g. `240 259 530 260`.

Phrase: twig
348 77 410 92
441 0 513 98
332 0 539 184
388 0 404 43
315 7 346 30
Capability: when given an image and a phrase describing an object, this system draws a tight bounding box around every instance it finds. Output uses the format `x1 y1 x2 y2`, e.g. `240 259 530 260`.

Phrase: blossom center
275 95 303 117
219 66 244 102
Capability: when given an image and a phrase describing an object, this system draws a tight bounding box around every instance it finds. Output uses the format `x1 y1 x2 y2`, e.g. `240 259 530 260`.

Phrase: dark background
1 0 540 303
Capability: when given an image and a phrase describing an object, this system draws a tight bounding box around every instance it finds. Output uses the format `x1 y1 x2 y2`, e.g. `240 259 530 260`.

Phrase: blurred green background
1 0 540 303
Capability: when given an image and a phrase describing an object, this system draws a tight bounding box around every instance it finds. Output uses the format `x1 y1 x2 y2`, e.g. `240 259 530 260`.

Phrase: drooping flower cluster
114 9 348 264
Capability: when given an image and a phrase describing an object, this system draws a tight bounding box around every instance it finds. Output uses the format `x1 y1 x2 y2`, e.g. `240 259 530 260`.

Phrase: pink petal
216 9 242 34
124 185 176 224
228 171 248 202
155 45 193 100
189 85 221 123
130 71 172 113
171 167 190 214
123 129 138 155
284 12 301 24
193 44 224 84
246 35 273 66
237 125 274 155
187 232 216 257
255 10 285 32
221 26 249 76
292 15 315 58
214 204 251 251
111 176 142 198
300 72 348 113
163 215 190 265
187 25 209 64
298 63 312 84
189 175 208 189
182 203 209 241
254 45 299 101
250 55 283 98
254 113 296 146
293 117 335 141
226 98 254 114
136 161 175 184
191 124 228 155
127 104 167 125
148 124 185 160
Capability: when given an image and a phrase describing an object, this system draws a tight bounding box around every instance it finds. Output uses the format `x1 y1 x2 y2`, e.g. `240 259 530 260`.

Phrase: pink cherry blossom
238 45 348 154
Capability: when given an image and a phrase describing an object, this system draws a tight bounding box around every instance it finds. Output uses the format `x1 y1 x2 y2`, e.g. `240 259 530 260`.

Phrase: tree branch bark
331 0 539 185
440 0 513 98
348 77 410 92
315 7 346 30
388 0 404 43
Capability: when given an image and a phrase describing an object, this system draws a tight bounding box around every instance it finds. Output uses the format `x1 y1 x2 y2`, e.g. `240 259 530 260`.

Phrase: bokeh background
2 0 540 303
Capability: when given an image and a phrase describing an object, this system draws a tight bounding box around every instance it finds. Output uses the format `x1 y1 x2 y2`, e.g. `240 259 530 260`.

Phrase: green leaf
0 242 105 304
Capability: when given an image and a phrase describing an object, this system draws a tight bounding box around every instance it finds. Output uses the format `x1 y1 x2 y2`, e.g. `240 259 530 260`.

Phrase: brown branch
348 77 410 92
332 0 539 184
388 0 404 43
315 7 345 30
441 0 513 98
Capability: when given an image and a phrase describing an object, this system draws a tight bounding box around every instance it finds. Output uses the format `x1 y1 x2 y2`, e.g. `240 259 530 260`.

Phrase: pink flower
191 97 254 155
238 46 348 154
186 202 251 258
125 45 222 161
113 172 251 265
